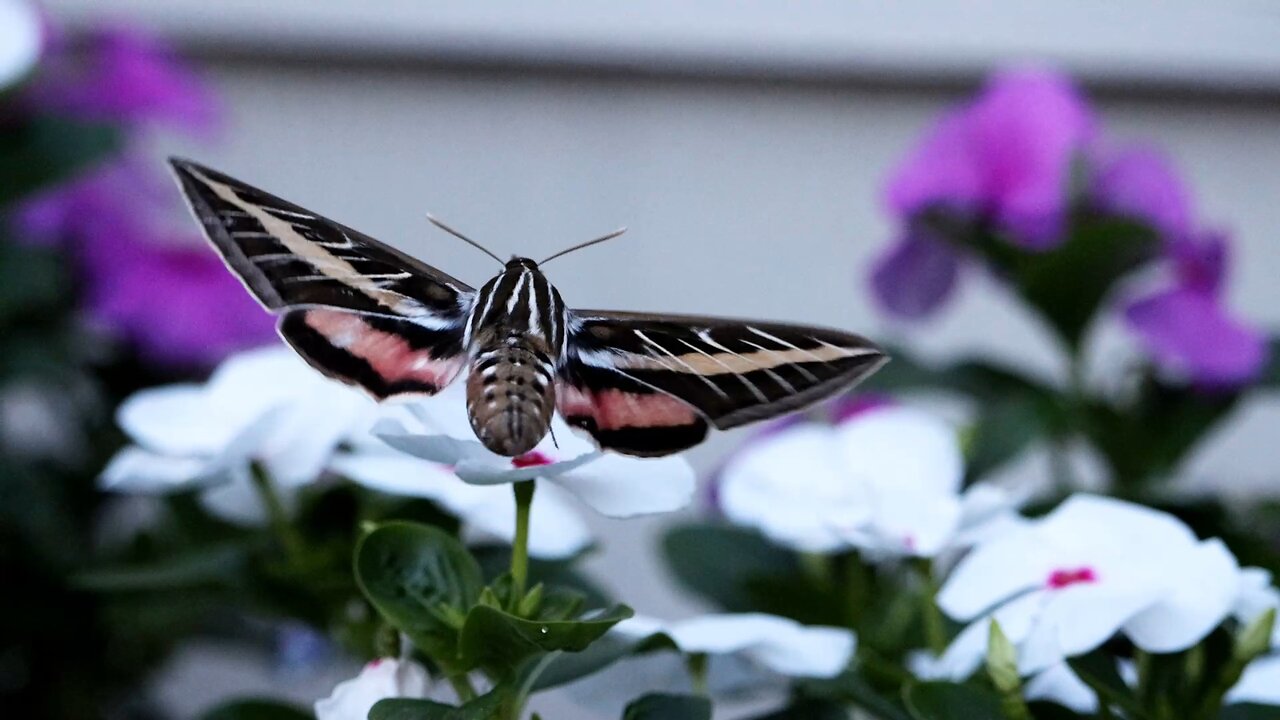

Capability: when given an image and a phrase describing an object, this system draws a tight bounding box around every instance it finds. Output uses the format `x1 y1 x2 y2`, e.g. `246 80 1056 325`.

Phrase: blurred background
9 1 1280 716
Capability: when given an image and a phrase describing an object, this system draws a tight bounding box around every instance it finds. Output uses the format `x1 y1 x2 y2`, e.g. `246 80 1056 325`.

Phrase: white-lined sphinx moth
169 159 887 457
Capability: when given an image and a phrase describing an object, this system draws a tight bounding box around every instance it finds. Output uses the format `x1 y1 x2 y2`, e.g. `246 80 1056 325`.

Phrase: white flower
718 405 1013 557
373 381 695 518
612 613 855 679
1233 566 1280 646
315 658 430 720
1023 662 1101 713
100 346 375 524
1228 654 1280 706
934 494 1241 678
330 447 591 559
0 0 40 90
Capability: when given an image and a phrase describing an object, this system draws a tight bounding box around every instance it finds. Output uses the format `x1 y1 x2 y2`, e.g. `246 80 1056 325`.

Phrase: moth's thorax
464 258 568 456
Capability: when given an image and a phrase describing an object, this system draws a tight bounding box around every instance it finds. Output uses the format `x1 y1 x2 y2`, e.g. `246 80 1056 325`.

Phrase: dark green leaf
1068 650 1147 719
623 693 712 720
802 670 912 720
355 522 483 660
1222 704 1280 720
1023 702 1086 719
662 524 801 612
370 691 504 720
0 242 72 327
0 116 122 203
472 544 610 610
74 543 250 591
200 699 312 720
902 682 1004 720
530 634 638 691
457 603 632 674
965 393 1053 481
749 698 848 719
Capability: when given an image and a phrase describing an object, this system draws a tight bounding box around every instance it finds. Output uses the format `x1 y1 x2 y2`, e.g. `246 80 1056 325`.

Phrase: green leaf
902 682 1004 720
200 699 312 720
965 392 1055 481
1067 650 1147 719
623 693 712 720
1236 608 1277 664
0 242 72 328
1221 704 1280 720
74 543 250 591
370 691 504 720
457 603 633 675
0 116 123 203
530 634 638 691
748 699 848 719
471 544 610 610
1260 337 1280 388
662 524 812 614
354 522 483 660
801 671 912 720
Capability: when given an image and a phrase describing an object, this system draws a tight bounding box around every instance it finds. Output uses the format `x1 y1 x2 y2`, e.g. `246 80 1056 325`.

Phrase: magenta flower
25 23 217 133
14 164 275 367
871 69 1097 318
1092 145 1194 242
1124 232 1268 387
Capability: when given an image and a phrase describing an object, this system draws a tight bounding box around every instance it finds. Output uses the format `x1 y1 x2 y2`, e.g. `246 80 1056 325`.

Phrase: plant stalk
249 462 306 566
510 481 536 611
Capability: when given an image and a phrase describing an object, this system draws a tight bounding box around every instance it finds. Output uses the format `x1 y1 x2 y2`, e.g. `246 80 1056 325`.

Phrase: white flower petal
933 592 1044 681
198 466 283 526
835 406 963 497
1025 663 1100 713
1227 654 1280 705
553 453 694 517
116 385 239 455
454 451 600 486
0 0 40 90
99 446 214 492
315 658 430 720
1124 538 1241 653
937 526 1050 620
332 453 591 559
718 423 867 552
1020 583 1161 675
618 613 855 679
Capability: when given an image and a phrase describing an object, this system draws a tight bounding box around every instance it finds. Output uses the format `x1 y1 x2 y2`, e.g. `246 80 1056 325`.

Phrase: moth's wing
557 310 887 456
168 158 474 399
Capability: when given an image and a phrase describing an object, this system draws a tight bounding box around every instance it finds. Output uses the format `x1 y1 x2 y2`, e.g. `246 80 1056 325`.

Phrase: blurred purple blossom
1124 232 1268 387
14 162 275 368
1092 145 1194 242
872 69 1096 318
24 22 218 133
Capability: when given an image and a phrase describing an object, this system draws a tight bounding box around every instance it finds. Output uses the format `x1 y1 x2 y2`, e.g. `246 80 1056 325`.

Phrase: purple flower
1124 232 1269 387
1092 145 1194 241
872 69 1097 318
14 163 275 368
25 23 217 133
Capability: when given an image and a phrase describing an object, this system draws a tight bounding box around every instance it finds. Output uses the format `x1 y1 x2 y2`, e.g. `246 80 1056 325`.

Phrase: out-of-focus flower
613 613 856 679
0 0 41 90
871 69 1097 318
1233 567 1280 647
331 446 592 559
315 658 430 720
374 381 696 518
14 163 276 367
26 23 217 133
1228 655 1280 706
1024 662 1104 713
718 405 1014 557
1092 145 1194 242
934 495 1240 678
1124 231 1269 387
100 346 374 524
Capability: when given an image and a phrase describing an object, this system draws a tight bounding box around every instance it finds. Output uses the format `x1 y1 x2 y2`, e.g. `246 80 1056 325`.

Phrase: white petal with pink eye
331 452 591 559
553 452 695 518
1024 663 1099 713
315 658 431 720
1227 655 1280 705
718 423 868 553
1123 538 1241 653
1019 581 1163 675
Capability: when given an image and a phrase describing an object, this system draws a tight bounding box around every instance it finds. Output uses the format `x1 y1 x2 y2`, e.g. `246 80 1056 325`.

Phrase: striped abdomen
466 344 557 456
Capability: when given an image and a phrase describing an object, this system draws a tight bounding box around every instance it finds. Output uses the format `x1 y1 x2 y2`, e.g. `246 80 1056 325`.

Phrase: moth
169 159 887 458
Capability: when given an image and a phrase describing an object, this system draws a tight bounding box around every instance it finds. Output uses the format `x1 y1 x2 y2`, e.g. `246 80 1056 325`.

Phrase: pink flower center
511 451 553 468
1046 566 1098 589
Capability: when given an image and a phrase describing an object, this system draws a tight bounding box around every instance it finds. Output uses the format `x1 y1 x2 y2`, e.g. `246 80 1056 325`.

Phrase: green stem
686 653 709 696
447 673 477 703
841 552 868 631
249 462 306 565
916 559 947 656
509 481 535 611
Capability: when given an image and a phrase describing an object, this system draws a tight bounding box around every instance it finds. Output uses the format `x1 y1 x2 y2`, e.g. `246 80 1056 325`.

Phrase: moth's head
506 256 540 271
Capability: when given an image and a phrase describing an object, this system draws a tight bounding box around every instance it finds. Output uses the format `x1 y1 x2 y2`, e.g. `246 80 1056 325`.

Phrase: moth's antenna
539 227 628 265
426 214 503 265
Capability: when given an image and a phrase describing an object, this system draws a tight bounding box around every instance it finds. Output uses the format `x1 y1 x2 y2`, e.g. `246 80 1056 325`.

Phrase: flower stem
509 481 536 611
686 653 709 696
249 462 305 565
916 559 947 656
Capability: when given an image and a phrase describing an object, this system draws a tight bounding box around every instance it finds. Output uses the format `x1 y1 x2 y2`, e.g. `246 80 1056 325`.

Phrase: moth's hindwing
557 311 887 457
168 158 475 400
